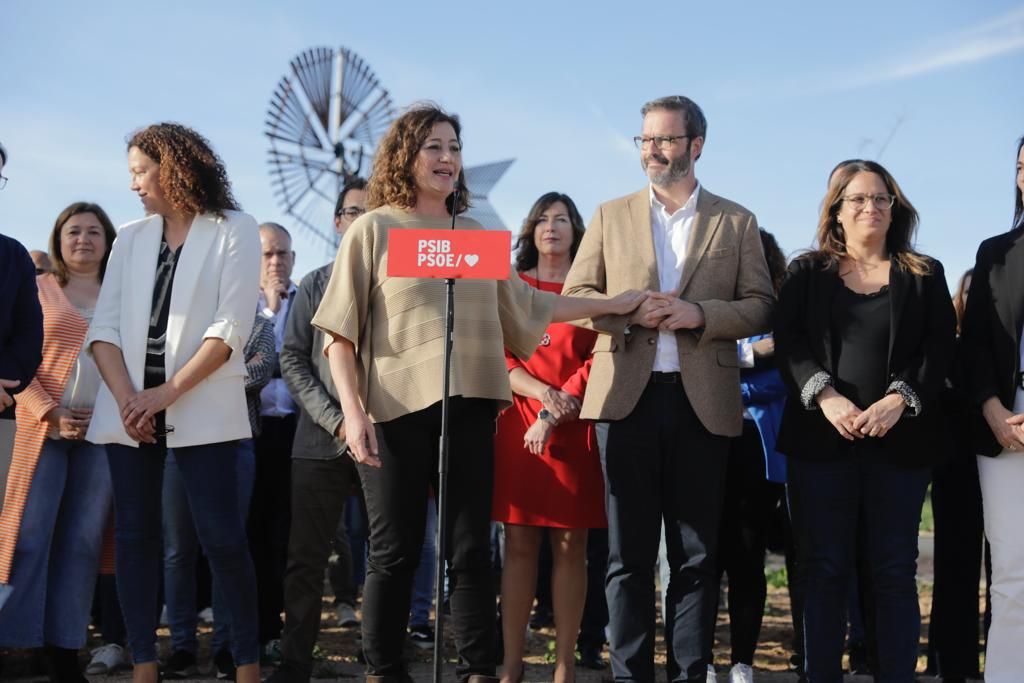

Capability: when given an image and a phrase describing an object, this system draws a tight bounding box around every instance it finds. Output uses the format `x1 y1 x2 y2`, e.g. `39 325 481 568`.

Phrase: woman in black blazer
958 136 1024 683
775 160 955 683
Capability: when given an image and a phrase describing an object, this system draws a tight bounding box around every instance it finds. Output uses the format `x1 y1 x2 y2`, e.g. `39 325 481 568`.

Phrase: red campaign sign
386 228 511 280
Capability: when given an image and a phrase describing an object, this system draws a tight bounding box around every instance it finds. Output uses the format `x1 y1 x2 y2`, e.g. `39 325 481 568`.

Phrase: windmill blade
291 47 333 132
266 78 321 149
343 91 395 148
338 48 383 120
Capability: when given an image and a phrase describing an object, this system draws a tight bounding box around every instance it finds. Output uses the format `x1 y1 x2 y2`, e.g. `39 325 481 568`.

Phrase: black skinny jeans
359 397 498 681
710 420 785 665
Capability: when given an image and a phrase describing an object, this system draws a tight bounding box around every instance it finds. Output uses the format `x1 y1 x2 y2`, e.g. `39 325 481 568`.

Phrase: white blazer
86 210 261 448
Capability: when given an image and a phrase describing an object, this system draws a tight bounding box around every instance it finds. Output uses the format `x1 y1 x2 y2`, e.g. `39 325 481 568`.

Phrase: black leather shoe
577 644 607 671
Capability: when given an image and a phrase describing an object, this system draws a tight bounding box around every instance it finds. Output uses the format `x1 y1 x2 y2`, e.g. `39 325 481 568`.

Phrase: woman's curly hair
366 103 470 215
126 123 239 217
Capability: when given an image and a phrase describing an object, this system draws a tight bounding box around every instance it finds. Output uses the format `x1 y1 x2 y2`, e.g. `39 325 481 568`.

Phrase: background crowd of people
0 97 1021 683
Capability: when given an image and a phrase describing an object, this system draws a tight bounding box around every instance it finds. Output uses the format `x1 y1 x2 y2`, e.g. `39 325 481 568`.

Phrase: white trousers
978 390 1024 682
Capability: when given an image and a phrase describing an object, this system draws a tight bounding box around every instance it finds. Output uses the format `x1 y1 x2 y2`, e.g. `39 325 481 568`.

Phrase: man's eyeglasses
842 193 895 210
336 207 366 220
0 174 8 190
633 135 691 150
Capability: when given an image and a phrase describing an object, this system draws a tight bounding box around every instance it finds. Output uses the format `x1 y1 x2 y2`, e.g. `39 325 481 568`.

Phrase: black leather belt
650 372 681 384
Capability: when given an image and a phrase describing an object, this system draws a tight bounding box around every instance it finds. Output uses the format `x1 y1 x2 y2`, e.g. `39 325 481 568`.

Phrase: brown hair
48 202 118 286
513 192 586 273
366 103 470 215
953 267 973 334
126 123 239 218
811 159 932 276
759 228 787 297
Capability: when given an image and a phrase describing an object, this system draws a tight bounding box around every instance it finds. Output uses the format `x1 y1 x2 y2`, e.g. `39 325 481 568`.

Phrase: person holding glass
0 203 117 682
775 160 955 683
87 123 261 683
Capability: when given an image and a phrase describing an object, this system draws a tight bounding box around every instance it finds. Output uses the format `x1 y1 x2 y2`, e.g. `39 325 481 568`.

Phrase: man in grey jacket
270 178 366 683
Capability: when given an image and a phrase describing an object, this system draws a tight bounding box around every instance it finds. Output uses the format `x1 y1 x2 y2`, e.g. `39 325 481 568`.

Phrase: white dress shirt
258 283 297 417
650 183 700 372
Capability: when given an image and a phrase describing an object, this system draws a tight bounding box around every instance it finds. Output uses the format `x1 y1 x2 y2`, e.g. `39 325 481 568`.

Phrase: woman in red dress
493 192 606 683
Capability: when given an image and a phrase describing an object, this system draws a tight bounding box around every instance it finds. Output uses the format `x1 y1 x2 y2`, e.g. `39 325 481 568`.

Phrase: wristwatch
538 409 556 424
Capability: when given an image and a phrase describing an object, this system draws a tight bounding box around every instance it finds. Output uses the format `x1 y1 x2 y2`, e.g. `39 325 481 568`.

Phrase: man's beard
642 147 692 186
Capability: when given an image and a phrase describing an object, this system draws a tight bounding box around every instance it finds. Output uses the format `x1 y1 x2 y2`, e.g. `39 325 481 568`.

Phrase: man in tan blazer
563 96 773 682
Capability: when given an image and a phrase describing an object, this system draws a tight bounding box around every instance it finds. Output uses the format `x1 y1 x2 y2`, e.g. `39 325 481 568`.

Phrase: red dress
491 274 607 529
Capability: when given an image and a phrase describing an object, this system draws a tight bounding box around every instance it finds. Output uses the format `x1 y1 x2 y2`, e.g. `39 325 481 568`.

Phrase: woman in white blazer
87 123 261 683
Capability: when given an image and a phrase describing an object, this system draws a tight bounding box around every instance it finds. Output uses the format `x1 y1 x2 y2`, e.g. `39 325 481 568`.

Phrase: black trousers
603 379 729 683
927 453 987 678
327 483 358 607
249 414 297 644
711 420 785 665
359 397 497 682
277 456 356 678
578 528 610 651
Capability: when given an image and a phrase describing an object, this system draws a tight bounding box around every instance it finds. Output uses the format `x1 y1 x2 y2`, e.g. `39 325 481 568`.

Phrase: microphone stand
433 188 458 683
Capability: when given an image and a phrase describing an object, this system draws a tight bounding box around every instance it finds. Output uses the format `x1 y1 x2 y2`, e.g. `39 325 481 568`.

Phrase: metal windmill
266 46 514 253
265 47 395 248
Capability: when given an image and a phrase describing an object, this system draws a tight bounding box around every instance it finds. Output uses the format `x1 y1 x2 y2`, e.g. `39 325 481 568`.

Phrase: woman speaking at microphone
311 103 644 683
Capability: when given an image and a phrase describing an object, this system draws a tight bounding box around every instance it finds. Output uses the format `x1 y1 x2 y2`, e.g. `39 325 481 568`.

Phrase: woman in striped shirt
0 202 117 682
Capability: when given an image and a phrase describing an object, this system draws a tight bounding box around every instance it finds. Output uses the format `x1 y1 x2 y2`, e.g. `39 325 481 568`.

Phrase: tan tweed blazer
563 187 773 437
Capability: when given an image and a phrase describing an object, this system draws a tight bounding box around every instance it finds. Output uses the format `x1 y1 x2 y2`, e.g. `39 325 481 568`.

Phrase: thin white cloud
838 6 1024 90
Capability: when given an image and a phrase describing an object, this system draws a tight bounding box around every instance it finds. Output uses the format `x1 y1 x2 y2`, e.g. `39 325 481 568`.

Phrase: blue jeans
409 501 437 628
788 456 929 683
107 440 258 666
163 438 255 654
0 438 111 648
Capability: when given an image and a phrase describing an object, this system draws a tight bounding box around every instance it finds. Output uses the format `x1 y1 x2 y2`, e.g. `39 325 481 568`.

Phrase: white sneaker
198 606 214 623
728 662 754 683
336 602 359 627
707 663 717 683
86 643 128 675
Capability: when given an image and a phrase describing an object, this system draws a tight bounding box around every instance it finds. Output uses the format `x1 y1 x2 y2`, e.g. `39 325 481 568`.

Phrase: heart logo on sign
465 254 480 267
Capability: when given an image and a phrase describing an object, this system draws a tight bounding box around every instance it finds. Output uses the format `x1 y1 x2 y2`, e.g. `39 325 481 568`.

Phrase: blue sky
2 0 1023 286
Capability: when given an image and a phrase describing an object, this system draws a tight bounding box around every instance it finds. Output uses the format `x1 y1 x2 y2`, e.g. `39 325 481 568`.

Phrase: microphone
450 185 460 230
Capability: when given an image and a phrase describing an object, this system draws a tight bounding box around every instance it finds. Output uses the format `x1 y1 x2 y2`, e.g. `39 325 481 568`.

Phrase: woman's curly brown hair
126 123 239 217
366 103 470 215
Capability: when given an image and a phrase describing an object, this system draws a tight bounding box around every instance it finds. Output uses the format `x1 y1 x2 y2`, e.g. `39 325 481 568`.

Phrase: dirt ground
1 537 986 681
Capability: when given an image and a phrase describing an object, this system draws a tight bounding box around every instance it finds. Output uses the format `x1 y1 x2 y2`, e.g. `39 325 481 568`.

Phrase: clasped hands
522 386 580 455
982 399 1024 452
816 387 906 441
117 383 181 444
627 289 704 331
44 406 92 440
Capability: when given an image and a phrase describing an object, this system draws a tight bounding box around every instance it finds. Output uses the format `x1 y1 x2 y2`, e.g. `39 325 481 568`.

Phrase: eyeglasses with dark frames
633 135 692 150
336 207 366 220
